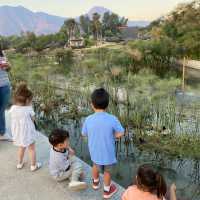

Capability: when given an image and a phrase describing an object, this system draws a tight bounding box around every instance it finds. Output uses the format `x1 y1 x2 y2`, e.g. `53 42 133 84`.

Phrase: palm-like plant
61 18 79 43
91 13 102 43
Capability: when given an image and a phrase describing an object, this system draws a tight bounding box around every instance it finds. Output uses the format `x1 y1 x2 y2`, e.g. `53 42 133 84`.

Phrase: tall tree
79 15 91 36
91 13 102 41
102 12 128 37
26 32 37 48
60 18 79 42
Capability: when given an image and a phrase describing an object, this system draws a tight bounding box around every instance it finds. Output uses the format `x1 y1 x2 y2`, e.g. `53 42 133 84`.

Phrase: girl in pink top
122 164 177 200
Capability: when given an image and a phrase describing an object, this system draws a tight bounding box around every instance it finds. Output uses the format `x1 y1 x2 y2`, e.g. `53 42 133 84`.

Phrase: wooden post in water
182 57 186 92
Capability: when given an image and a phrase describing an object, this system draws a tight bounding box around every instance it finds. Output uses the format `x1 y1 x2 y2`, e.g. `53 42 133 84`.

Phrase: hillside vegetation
146 0 200 59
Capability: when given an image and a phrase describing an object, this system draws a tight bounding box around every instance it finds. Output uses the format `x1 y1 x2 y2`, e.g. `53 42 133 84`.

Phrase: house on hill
64 36 85 49
68 37 85 49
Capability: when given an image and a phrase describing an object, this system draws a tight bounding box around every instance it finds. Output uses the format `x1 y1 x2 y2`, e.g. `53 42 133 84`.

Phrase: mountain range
0 5 150 36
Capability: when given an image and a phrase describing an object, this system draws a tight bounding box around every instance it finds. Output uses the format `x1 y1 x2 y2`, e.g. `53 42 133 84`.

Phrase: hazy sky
0 0 191 20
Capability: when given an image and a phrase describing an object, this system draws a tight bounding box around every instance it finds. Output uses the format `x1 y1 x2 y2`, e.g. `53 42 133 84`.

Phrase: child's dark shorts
93 163 115 173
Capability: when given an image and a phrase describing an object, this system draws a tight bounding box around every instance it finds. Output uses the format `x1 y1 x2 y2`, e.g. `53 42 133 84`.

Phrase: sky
0 0 191 21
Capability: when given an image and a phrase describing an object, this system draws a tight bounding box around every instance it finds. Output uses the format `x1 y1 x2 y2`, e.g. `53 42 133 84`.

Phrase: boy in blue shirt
82 88 124 199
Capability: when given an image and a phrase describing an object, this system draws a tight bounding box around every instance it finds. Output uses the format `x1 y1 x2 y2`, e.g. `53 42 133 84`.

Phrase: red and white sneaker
103 184 117 199
92 179 100 190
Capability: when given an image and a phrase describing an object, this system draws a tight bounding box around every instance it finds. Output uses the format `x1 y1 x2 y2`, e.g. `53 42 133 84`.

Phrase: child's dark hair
136 164 167 198
49 129 69 146
91 88 109 109
14 83 33 105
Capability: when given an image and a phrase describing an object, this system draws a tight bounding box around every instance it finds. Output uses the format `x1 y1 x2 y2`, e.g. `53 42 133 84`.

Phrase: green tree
32 35 52 52
79 15 91 36
0 36 10 50
91 13 102 41
15 40 30 53
148 0 200 59
60 18 79 42
26 32 37 48
102 12 128 37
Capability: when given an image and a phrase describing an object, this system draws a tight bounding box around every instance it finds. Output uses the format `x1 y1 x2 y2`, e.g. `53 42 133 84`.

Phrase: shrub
84 38 95 47
55 49 73 66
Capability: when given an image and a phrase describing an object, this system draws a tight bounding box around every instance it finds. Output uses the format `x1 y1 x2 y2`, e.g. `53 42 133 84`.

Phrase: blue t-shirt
82 112 124 165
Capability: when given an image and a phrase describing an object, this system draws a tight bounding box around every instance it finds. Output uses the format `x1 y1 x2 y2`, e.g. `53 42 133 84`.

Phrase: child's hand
31 116 36 122
170 183 176 192
68 147 75 156
115 132 124 139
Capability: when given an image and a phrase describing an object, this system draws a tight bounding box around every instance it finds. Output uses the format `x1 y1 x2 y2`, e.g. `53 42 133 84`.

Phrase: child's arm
113 117 124 139
169 183 177 200
29 106 38 129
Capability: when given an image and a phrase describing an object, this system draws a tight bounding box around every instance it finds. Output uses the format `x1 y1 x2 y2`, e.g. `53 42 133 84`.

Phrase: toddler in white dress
10 83 41 171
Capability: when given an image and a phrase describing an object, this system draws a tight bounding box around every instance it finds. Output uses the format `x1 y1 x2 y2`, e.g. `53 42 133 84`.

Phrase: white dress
9 105 39 147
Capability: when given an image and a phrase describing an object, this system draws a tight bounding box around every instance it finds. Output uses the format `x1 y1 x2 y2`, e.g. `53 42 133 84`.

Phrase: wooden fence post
182 57 186 92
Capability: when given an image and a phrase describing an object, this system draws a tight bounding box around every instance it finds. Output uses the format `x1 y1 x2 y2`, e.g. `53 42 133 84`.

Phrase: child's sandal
16 163 24 169
30 162 42 172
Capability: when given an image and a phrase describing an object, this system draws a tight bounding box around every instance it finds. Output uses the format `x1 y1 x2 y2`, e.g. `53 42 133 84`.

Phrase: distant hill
0 6 66 36
0 5 150 36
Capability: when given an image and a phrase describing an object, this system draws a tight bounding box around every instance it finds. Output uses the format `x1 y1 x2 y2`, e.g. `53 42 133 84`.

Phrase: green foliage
91 13 102 40
148 0 200 59
15 40 30 53
128 38 178 76
102 12 128 37
84 38 95 47
79 15 91 36
53 32 68 46
55 49 73 66
81 58 98 69
60 18 79 41
33 36 50 52
0 36 10 50
9 32 67 53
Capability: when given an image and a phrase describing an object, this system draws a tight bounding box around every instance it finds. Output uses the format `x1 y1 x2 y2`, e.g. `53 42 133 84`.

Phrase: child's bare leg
103 168 117 198
92 164 100 189
104 170 111 187
18 146 26 164
92 164 99 180
28 143 36 166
